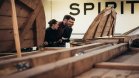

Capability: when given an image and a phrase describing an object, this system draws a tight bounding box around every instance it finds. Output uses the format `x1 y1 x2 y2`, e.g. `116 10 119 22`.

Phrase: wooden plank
0 0 46 53
0 44 111 63
0 47 64 61
83 7 116 40
0 16 27 29
11 0 22 57
6 1 42 51
96 53 139 78
108 19 115 36
19 1 42 45
16 0 33 11
113 36 131 43
95 7 112 37
71 38 120 47
95 38 120 43
123 52 139 64
83 12 103 40
93 8 112 38
0 0 12 16
0 30 14 41
123 26 139 35
0 39 34 53
94 33 102 38
108 9 116 36
77 48 139 78
127 71 139 78
95 62 139 70
76 69 139 78
2 43 128 78
0 0 30 17
0 41 15 53
96 37 126 43
75 68 110 78
0 43 108 76
95 10 111 38
91 14 103 38
102 69 132 78
36 1 46 46
15 1 31 17
0 30 33 41
19 0 39 10
101 69 132 78
101 15 113 36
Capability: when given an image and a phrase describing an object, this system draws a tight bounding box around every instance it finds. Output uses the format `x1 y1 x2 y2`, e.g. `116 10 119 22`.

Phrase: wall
42 0 139 38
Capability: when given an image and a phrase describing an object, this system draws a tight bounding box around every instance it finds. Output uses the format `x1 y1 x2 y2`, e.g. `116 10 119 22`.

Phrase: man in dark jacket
58 15 75 46
62 16 75 43
57 15 71 39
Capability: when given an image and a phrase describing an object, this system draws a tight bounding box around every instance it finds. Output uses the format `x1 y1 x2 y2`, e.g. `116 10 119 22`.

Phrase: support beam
19 0 39 10
10 0 22 57
83 7 116 40
95 62 139 70
96 37 128 43
19 1 42 46
16 0 33 11
101 14 112 36
8 1 42 51
108 9 116 36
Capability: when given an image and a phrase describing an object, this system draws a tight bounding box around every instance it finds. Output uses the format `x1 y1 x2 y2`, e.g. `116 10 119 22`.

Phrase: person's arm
62 27 72 42
44 29 52 46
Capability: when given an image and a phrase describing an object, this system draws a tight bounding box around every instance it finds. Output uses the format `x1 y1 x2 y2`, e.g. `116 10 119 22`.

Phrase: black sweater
44 27 59 47
62 26 73 42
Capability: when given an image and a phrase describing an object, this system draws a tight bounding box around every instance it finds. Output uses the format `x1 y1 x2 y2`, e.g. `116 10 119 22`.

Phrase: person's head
67 16 75 27
48 19 59 30
63 15 71 25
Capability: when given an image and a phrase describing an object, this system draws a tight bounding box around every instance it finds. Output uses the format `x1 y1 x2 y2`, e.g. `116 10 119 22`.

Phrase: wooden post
10 0 22 57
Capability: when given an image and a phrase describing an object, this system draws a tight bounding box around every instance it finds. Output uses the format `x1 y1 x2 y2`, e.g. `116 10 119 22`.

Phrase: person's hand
58 39 63 43
43 41 48 46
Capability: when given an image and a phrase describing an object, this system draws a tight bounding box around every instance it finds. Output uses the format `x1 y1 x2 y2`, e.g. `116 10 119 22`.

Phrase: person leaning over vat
62 16 75 45
57 15 71 40
44 19 60 47
57 15 75 47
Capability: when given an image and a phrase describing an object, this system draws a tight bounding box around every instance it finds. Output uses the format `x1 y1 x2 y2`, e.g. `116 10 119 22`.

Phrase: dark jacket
57 22 66 39
44 27 59 47
62 26 73 42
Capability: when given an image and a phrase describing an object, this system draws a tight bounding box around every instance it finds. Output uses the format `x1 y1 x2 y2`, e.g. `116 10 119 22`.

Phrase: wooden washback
0 42 107 76
0 0 46 53
3 43 128 78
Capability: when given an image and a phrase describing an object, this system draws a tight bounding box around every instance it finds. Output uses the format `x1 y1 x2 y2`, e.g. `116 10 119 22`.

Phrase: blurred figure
44 19 59 47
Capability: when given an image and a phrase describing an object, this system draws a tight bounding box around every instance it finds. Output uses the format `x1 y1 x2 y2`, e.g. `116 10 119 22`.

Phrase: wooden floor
76 68 139 78
76 51 139 78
